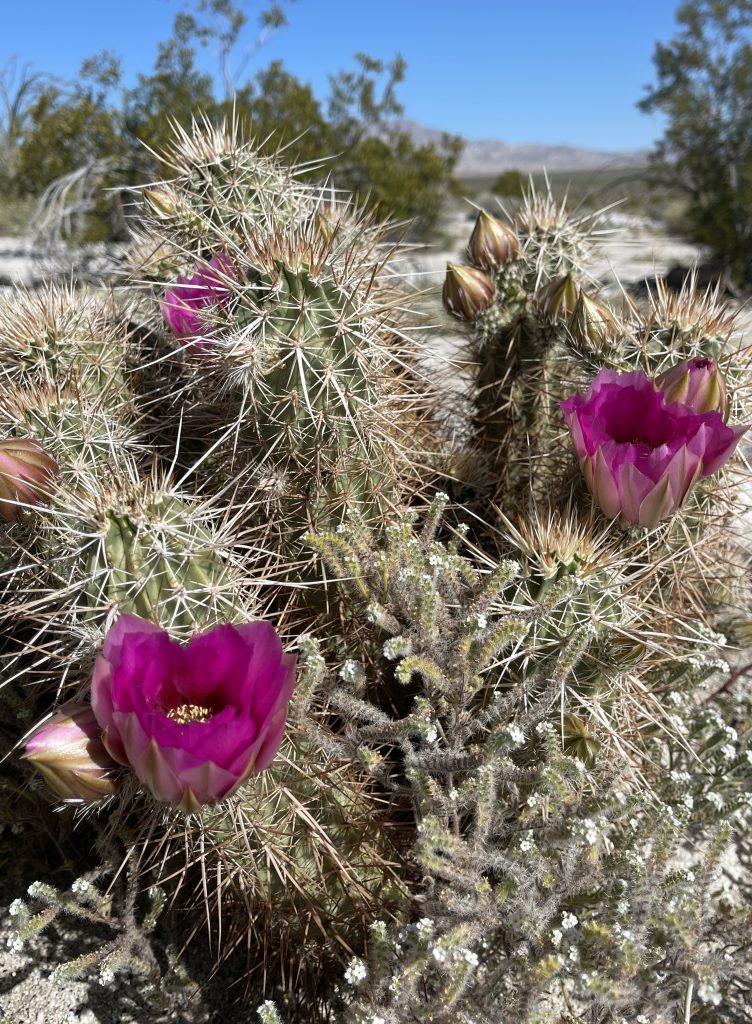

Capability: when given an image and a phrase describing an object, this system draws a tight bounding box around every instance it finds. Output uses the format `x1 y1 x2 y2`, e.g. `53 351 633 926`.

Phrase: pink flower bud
23 704 120 803
467 211 520 270
656 357 729 420
0 439 58 522
442 263 496 321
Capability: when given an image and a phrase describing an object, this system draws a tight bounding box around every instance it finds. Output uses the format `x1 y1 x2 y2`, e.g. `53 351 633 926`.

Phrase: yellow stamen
166 703 213 724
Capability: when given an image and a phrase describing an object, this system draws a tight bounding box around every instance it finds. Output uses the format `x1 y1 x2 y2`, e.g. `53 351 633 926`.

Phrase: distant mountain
386 119 649 176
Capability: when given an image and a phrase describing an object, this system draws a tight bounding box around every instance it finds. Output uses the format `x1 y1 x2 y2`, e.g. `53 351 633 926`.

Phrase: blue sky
3 0 681 150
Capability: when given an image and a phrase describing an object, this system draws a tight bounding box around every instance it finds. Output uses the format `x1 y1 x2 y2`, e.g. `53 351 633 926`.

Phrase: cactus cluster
0 119 751 1024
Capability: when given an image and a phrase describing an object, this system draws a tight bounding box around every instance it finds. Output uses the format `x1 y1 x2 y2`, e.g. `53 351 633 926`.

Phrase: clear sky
2 0 681 151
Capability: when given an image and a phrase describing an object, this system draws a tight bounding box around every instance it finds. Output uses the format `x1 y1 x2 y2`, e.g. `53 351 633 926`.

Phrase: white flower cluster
383 637 410 660
8 899 24 918
580 818 600 845
344 957 368 986
519 831 535 853
257 1001 282 1024
71 878 91 895
98 967 115 986
697 981 722 1006
339 659 366 684
507 725 525 747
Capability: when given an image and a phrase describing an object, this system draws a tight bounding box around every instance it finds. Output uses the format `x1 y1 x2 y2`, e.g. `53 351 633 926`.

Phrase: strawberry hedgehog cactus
2 121 752 1024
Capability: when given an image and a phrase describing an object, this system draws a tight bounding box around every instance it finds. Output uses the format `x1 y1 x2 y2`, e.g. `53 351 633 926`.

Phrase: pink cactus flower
91 615 296 812
561 368 747 528
656 357 729 419
23 703 120 803
160 253 234 338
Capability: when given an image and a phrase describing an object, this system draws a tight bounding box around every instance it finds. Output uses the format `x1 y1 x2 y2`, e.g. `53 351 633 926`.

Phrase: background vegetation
0 0 462 240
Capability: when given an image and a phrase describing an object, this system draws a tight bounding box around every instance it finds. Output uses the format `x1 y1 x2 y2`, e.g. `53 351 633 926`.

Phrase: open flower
23 703 120 803
561 369 747 527
92 615 296 812
161 253 234 338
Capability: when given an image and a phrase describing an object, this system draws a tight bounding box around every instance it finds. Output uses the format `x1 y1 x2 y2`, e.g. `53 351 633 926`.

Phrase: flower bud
536 272 579 321
568 290 618 349
656 357 729 420
143 187 179 220
442 263 496 321
23 704 120 803
467 210 520 270
0 439 58 522
562 713 600 766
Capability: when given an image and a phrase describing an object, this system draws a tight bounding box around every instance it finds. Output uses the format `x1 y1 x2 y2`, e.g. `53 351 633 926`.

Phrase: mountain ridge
388 118 649 175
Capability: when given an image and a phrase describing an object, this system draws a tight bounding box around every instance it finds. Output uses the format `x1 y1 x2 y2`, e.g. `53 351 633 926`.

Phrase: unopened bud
23 704 120 803
656 357 729 420
569 290 618 349
467 210 520 270
562 712 600 766
0 439 58 522
443 263 496 321
143 188 179 220
537 273 579 321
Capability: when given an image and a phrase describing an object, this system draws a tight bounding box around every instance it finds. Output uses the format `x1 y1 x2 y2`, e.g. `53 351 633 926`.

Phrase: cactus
0 283 130 396
0 121 751 1024
127 123 436 598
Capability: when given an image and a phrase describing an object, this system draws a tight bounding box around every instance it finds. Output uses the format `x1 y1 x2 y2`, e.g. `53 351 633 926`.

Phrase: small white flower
460 948 479 967
343 958 368 986
98 968 115 986
697 981 722 1006
425 727 438 744
8 899 24 918
721 744 737 761
71 878 91 895
432 944 448 964
551 929 562 948
507 725 525 746
26 881 43 898
561 912 578 930
415 918 434 939
519 831 535 853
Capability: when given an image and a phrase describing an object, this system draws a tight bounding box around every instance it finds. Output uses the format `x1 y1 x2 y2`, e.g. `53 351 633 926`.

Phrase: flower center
166 703 213 724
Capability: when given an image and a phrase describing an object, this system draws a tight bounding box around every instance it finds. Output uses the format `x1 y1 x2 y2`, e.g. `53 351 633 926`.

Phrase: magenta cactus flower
656 357 729 419
160 253 234 338
23 703 120 803
91 615 297 812
561 369 747 528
